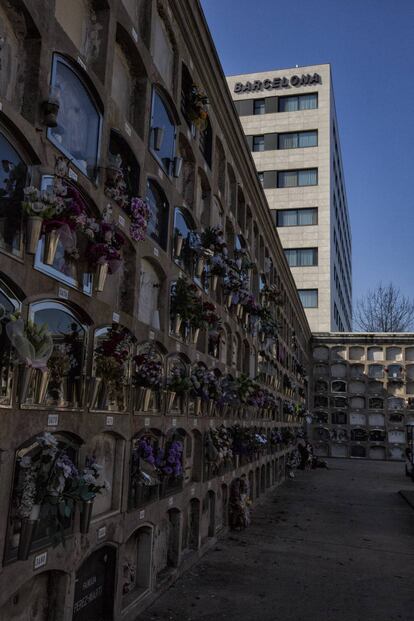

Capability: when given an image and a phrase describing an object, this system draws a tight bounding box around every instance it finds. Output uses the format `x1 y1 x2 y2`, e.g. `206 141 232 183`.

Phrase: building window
258 172 264 185
278 93 318 112
145 179 169 249
278 130 318 149
284 248 318 267
150 89 176 174
298 289 318 307
253 99 265 115
48 55 102 179
277 169 318 188
252 135 264 152
276 208 317 227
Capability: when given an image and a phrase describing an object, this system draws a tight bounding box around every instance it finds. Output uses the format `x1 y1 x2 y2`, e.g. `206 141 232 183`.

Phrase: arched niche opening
215 137 226 196
151 7 176 91
113 24 148 138
6 432 82 561
27 300 89 409
149 86 177 176
177 134 195 208
105 130 140 211
91 325 135 412
48 54 103 180
129 428 162 510
122 525 153 607
138 257 164 330
84 431 125 518
0 128 28 258
0 4 41 123
184 498 200 552
145 177 169 250
207 490 216 538
237 186 246 230
196 167 211 225
0 277 21 407
227 163 237 215
134 341 165 413
172 206 197 273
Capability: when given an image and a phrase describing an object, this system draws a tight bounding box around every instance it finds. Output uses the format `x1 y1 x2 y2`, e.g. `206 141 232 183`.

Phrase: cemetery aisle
139 459 414 621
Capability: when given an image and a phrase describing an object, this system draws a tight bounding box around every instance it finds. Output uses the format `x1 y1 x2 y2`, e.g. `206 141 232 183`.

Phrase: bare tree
354 283 414 332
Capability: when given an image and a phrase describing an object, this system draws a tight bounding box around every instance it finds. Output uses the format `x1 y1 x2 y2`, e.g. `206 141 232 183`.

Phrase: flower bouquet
133 350 163 412
130 436 161 507
187 231 213 277
186 84 209 131
234 247 255 273
200 226 227 254
22 185 60 254
156 440 184 485
165 366 191 412
170 277 201 337
190 365 210 415
105 157 151 243
104 153 130 210
92 324 135 410
209 253 228 291
6 314 53 404
68 456 109 534
47 343 75 406
15 433 107 556
86 207 125 292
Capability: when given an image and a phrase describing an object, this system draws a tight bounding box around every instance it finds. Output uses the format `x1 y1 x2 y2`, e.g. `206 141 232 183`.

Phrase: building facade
310 333 414 461
227 64 352 333
0 1 311 620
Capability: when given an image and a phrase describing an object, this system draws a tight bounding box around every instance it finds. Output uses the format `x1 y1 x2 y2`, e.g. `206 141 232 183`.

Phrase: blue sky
200 0 414 306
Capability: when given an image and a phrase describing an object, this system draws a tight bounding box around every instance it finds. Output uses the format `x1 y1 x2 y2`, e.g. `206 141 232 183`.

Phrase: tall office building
227 64 352 332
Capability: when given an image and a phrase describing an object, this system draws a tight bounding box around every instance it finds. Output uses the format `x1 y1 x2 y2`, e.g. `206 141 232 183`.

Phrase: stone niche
331 443 348 458
369 446 386 460
0 4 41 122
0 571 67 621
368 413 385 427
350 412 366 426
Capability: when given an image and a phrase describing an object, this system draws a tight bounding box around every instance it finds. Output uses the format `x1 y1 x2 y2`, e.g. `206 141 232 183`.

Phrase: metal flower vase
211 275 218 292
166 390 176 412
89 377 102 409
94 262 109 292
194 396 202 416
174 234 184 258
195 256 205 278
36 368 50 405
19 366 34 404
190 327 200 345
43 228 61 266
79 500 94 534
18 505 40 560
137 387 152 411
172 314 182 335
26 216 43 254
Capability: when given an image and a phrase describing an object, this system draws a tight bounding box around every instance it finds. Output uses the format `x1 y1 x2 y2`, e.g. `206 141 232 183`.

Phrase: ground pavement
138 459 414 621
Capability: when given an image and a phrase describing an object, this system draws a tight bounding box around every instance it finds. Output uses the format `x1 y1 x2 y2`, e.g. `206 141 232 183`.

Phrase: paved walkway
140 459 414 621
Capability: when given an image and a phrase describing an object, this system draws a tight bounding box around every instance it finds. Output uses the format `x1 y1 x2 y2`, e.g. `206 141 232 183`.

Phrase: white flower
31 201 46 214
20 455 32 468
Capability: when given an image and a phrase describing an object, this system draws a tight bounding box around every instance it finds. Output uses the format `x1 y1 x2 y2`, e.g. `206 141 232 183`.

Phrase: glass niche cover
48 56 102 179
